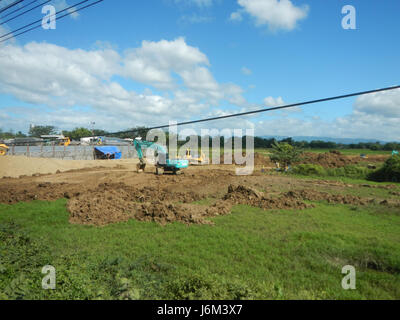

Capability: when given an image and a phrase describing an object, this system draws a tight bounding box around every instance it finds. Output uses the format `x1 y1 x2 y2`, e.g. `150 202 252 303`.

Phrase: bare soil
300 150 389 168
0 154 396 226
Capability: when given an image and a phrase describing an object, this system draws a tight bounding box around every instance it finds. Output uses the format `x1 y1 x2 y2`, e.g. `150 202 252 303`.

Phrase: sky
0 0 399 141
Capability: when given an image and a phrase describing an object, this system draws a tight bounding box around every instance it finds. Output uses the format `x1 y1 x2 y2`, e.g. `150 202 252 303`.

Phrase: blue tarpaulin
94 146 122 160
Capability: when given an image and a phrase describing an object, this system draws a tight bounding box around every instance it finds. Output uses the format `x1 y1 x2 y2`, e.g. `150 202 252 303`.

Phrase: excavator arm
134 138 168 172
133 138 188 175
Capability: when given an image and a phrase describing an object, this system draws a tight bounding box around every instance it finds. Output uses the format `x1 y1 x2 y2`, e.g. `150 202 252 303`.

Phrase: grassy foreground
1 197 399 300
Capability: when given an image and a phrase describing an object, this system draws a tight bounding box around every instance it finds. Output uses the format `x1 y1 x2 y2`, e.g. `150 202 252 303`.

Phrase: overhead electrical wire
0 1 397 138
0 0 104 42
109 85 400 135
0 0 51 26
0 0 39 20
0 0 24 14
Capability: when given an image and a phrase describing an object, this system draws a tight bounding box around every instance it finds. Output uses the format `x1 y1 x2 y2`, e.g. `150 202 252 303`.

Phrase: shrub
292 164 372 179
368 155 400 182
270 142 303 167
326 165 371 179
292 164 326 176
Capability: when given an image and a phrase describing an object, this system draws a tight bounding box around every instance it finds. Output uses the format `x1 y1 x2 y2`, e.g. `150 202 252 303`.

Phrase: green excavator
134 138 189 175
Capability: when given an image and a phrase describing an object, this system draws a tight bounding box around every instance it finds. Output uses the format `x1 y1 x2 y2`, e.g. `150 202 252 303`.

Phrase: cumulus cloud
52 0 80 19
264 96 285 107
354 88 400 118
123 37 210 90
0 38 248 132
0 24 15 46
254 89 400 141
1 36 399 141
231 0 309 31
241 67 252 75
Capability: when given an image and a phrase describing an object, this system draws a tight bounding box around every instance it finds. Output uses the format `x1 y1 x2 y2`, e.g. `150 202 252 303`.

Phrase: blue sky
0 0 399 140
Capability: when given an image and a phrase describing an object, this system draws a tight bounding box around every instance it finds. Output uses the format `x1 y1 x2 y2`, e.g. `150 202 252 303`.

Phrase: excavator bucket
0 144 9 156
136 159 147 173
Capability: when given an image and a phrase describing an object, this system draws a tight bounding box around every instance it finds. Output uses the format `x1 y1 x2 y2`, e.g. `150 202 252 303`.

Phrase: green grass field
254 148 392 156
1 196 399 300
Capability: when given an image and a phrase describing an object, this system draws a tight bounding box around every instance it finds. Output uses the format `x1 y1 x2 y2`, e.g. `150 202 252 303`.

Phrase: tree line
253 137 400 151
1 126 399 151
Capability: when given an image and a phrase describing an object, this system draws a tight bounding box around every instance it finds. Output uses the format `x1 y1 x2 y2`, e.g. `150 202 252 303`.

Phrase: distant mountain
259 136 395 144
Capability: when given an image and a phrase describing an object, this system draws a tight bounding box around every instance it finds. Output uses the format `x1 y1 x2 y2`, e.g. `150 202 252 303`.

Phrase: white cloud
354 88 400 118
255 90 400 141
123 37 210 90
53 0 80 19
2 37 398 141
241 67 252 75
0 38 248 132
264 96 285 107
232 0 309 31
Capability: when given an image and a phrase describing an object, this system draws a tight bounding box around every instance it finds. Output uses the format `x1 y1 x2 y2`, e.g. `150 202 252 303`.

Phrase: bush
292 164 372 179
292 164 326 176
270 142 303 167
368 155 400 182
164 273 256 300
326 165 371 179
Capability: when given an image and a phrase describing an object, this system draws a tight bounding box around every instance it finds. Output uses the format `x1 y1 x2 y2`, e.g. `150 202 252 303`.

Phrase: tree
92 129 109 136
29 125 57 137
62 127 93 141
270 141 303 168
280 137 294 146
369 154 400 182
15 131 26 138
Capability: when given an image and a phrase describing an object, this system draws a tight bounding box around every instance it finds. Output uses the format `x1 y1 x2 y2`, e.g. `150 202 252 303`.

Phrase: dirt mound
68 195 211 226
222 184 312 211
226 184 264 199
66 183 314 226
219 152 273 166
254 153 274 166
301 151 359 168
0 181 85 204
67 183 211 226
284 190 368 205
358 155 389 163
134 201 211 225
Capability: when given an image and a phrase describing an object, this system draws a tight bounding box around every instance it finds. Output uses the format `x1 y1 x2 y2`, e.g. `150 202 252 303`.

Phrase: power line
1 0 39 20
0 0 24 14
109 85 400 135
0 0 89 38
0 0 103 42
0 0 51 26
